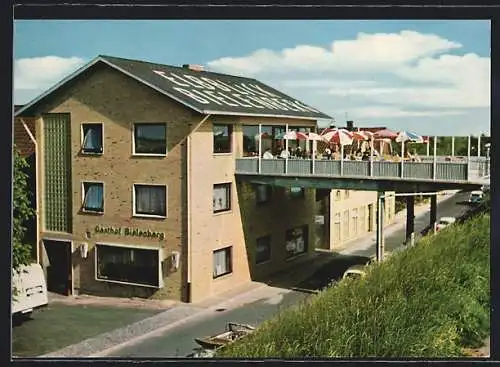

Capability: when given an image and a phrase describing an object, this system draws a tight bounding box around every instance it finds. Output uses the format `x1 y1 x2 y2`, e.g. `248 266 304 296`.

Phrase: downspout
20 118 40 265
186 114 210 302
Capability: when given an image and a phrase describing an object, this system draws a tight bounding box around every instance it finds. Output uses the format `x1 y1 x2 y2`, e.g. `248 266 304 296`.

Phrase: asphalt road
351 189 474 258
104 190 474 358
105 289 309 358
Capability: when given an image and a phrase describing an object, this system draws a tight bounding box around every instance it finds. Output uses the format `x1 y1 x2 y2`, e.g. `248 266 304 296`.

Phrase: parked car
342 264 367 280
469 190 484 204
436 217 456 231
12 263 48 319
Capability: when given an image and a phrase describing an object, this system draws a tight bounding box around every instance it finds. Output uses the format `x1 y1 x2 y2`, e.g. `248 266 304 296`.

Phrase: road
350 189 474 258
103 190 474 358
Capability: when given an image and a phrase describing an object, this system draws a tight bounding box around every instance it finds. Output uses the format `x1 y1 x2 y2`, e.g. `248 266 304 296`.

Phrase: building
14 55 395 303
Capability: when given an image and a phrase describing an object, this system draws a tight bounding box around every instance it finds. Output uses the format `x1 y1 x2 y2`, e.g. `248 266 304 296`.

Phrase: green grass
217 211 490 358
12 304 162 357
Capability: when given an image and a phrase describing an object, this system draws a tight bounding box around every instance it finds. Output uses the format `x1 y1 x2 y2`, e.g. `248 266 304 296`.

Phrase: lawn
12 303 162 357
217 208 490 358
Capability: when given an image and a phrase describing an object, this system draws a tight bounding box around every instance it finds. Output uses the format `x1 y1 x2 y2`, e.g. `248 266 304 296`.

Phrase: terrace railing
235 156 490 183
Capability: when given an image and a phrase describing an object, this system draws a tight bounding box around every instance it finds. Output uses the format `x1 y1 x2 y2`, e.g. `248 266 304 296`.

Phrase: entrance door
368 204 373 232
43 240 72 295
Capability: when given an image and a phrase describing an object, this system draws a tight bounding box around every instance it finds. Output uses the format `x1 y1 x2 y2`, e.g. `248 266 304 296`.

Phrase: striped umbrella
307 132 325 141
374 128 398 139
352 130 374 141
395 130 424 143
283 130 309 140
322 129 353 146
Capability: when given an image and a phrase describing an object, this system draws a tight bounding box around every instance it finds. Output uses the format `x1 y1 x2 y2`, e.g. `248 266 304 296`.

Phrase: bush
217 213 490 358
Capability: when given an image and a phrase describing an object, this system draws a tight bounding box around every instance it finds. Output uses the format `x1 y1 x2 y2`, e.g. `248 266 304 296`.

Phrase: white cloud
208 30 462 75
14 56 86 103
348 106 464 119
207 29 490 134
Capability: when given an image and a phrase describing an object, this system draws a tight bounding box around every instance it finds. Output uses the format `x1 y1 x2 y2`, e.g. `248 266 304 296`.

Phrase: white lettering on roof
155 70 320 114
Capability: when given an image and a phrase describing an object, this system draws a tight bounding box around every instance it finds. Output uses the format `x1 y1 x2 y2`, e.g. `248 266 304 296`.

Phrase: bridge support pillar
406 196 415 246
430 194 437 234
376 191 385 262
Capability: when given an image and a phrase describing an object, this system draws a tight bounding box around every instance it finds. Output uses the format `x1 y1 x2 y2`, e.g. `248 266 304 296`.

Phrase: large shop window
134 184 167 217
213 183 231 213
285 225 308 258
82 182 104 213
213 124 233 154
96 244 162 288
255 236 271 264
213 246 232 278
81 123 103 154
134 123 167 155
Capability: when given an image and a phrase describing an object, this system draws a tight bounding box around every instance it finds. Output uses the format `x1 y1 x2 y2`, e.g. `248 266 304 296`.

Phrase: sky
13 20 490 136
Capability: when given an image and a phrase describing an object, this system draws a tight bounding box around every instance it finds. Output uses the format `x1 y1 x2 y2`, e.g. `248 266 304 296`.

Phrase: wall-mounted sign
94 225 165 241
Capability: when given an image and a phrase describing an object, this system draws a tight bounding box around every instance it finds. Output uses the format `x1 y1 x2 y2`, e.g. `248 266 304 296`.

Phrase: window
255 236 271 264
213 246 232 278
243 125 258 156
343 210 349 239
290 187 304 198
134 123 167 155
213 183 231 213
345 190 350 199
96 244 162 288
256 185 272 204
81 123 103 154
352 208 359 236
285 225 308 258
360 207 366 233
213 124 233 153
334 213 341 243
82 182 104 213
134 184 167 217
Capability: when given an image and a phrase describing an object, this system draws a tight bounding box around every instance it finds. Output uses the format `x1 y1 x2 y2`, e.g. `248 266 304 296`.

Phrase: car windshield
439 220 450 225
345 273 361 280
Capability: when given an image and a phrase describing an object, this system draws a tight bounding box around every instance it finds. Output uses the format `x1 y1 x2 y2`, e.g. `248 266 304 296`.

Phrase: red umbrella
283 131 308 140
320 127 337 136
352 131 374 141
322 129 353 146
374 128 398 139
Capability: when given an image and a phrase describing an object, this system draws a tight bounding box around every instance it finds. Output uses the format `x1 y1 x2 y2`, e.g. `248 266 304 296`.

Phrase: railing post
451 136 455 157
312 139 316 175
478 134 481 157
370 137 374 177
467 135 471 181
258 123 262 174
432 135 437 180
285 123 289 175
401 140 405 178
340 144 344 176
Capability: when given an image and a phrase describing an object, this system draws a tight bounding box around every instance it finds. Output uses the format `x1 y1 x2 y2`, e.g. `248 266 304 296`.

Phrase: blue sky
14 20 490 135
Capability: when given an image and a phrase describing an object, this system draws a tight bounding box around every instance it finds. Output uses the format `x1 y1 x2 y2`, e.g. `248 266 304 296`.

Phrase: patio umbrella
374 128 398 139
307 132 324 141
321 129 353 146
283 130 309 140
396 130 424 161
395 130 424 143
319 127 337 136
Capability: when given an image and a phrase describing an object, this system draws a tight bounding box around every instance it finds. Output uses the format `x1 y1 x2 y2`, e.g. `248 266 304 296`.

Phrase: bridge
234 155 490 262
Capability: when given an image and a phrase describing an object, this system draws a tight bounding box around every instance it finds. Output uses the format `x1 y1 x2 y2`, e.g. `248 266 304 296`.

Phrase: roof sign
152 70 322 114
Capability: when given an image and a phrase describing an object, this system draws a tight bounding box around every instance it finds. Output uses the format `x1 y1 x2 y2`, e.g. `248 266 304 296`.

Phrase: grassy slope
218 209 490 358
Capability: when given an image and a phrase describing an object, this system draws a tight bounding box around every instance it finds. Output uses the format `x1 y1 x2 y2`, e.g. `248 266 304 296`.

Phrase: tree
13 146 35 272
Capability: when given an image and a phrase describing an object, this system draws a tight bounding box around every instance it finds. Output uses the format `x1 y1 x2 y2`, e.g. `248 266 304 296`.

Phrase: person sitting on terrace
295 146 303 158
324 146 332 160
279 147 289 159
263 148 274 159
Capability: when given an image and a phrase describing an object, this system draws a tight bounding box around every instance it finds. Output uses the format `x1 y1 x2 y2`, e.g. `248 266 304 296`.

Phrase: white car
436 217 456 231
469 190 484 204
